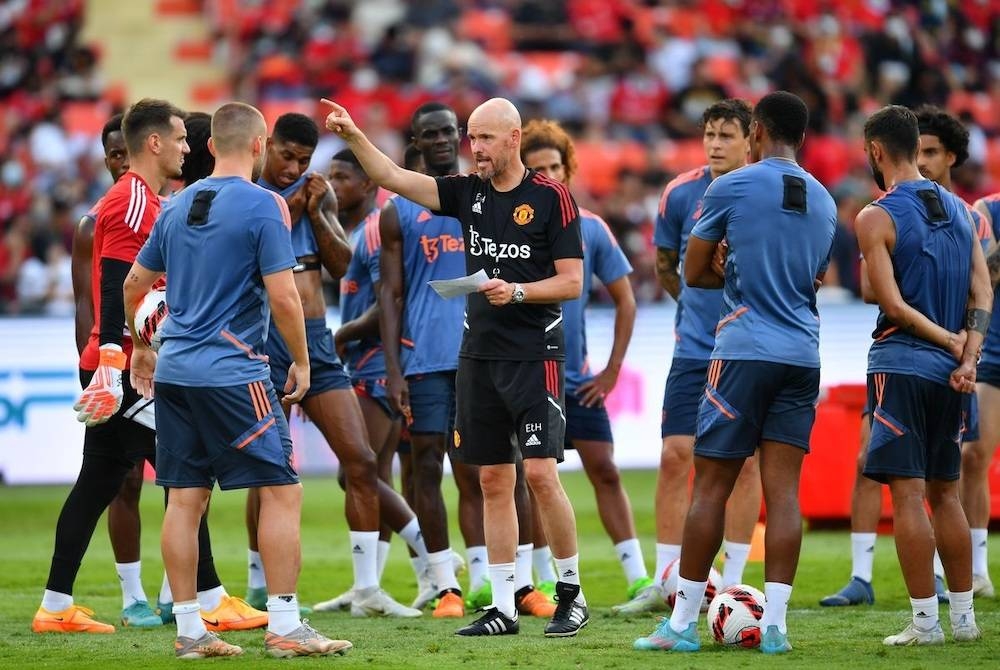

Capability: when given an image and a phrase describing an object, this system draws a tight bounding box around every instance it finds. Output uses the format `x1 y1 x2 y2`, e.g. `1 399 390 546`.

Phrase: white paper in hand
429 269 490 299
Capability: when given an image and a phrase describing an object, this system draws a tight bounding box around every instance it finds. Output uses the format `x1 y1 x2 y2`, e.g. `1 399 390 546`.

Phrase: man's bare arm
655 247 681 300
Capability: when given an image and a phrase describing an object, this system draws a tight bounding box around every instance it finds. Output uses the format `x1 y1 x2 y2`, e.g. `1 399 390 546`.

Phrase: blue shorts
864 372 962 483
154 380 299 490
565 391 614 447
407 371 456 434
267 318 352 398
662 357 709 438
695 360 820 458
353 378 394 418
978 362 1000 388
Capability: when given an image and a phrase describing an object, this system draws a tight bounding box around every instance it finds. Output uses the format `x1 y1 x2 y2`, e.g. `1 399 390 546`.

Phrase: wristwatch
511 283 525 304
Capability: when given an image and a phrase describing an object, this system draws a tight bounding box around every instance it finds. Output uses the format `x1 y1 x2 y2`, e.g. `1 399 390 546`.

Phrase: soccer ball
660 558 721 612
134 289 168 351
707 584 765 648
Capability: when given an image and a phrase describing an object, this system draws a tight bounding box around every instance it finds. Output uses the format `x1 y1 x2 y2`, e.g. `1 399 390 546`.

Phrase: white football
660 558 722 612
134 289 168 351
707 584 765 648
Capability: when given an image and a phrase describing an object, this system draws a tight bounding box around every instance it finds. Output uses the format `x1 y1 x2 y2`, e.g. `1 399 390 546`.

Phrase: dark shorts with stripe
267 318 352 399
453 358 565 465
154 379 299 490
863 372 962 484
661 357 709 438
695 360 820 458
565 391 613 447
408 371 456 434
80 368 155 463
353 378 394 418
978 362 1000 388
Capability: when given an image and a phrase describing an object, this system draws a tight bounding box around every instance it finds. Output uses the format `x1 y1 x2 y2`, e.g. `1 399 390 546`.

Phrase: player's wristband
98 345 127 370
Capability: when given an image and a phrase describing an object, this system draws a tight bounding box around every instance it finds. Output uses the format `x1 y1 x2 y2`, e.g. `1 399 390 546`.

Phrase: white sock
488 562 517 619
174 600 206 639
655 543 682 584
350 530 380 591
398 519 429 563
159 572 173 604
197 585 226 612
850 532 877 583
761 581 793 634
377 540 391 581
514 543 533 591
553 554 585 605
971 528 989 577
247 549 267 590
532 546 557 583
911 594 939 630
949 589 975 628
41 589 72 612
428 548 459 592
933 551 945 579
410 555 427 581
721 541 751 588
669 576 706 633
467 545 489 591
615 538 648 584
266 594 301 635
116 561 147 608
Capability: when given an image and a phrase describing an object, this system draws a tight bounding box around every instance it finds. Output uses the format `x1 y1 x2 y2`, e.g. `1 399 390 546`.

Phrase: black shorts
452 358 565 466
863 372 963 484
79 368 155 464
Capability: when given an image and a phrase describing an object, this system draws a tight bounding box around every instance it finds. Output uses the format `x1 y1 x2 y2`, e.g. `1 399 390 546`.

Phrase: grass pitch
1 469 997 668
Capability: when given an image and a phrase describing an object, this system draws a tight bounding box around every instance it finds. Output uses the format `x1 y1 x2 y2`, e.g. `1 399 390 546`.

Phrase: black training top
435 169 583 361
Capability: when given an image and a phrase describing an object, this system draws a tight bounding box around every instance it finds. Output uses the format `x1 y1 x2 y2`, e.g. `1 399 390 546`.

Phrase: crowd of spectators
4 0 1000 314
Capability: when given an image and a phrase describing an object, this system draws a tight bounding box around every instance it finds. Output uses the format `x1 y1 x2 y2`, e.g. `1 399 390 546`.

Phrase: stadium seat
62 101 112 137
259 99 317 131
458 9 512 54
190 80 231 106
174 38 214 62
155 0 201 17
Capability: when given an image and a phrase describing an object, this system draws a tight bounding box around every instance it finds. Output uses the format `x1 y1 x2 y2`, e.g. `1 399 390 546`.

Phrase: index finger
320 98 343 112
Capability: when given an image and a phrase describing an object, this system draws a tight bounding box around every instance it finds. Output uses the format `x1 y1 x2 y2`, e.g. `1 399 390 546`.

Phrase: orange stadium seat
174 38 214 61
259 99 316 131
62 100 111 136
657 139 706 175
458 9 512 54
156 0 202 17
190 80 231 106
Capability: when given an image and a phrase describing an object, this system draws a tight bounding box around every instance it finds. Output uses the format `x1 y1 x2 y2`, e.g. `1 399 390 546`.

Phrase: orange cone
748 522 766 562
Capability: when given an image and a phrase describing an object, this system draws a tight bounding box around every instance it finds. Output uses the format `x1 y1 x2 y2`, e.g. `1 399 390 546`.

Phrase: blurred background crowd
3 0 1000 315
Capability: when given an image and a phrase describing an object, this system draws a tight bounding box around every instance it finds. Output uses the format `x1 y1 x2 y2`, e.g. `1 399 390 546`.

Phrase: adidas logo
723 552 730 560
621 552 631 560
352 544 364 554
250 562 260 569
677 590 687 600
506 574 515 582
866 547 875 553
278 595 294 603
471 557 483 564
525 433 542 447
562 569 576 578
915 610 929 618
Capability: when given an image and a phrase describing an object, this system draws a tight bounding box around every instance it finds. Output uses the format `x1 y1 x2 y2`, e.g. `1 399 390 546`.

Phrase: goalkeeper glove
74 344 126 426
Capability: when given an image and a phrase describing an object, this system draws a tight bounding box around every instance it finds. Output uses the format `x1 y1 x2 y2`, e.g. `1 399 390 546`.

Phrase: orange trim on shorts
704 388 735 420
236 417 276 449
874 373 887 407
875 326 899 341
873 411 903 437
248 383 264 421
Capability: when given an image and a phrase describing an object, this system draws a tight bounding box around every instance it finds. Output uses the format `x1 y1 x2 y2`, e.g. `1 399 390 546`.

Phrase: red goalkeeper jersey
80 171 162 371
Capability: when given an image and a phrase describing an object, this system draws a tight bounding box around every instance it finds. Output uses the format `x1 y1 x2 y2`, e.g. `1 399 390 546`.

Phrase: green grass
1 469 998 668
